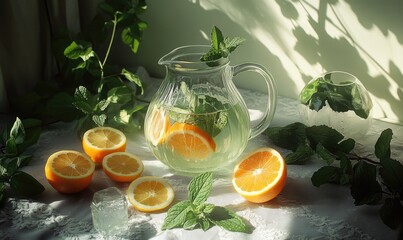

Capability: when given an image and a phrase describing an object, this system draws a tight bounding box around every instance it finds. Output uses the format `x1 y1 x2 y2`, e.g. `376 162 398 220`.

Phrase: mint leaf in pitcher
201 26 245 65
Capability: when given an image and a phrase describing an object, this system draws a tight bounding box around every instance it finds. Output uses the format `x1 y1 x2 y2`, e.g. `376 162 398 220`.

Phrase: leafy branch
264 122 403 229
0 118 44 204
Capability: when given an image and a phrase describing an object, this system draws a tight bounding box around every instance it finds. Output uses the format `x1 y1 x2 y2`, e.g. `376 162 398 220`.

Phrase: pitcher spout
158 45 229 70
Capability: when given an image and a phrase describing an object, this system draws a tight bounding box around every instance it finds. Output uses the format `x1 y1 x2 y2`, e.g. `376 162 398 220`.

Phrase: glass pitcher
144 45 277 173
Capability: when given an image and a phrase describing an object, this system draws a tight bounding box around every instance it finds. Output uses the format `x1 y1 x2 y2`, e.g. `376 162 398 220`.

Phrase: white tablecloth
1 89 402 240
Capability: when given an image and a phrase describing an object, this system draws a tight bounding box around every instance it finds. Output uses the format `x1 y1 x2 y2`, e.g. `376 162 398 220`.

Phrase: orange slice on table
232 147 287 203
146 107 171 146
45 150 95 194
102 152 144 183
82 127 127 164
127 176 175 212
163 122 216 161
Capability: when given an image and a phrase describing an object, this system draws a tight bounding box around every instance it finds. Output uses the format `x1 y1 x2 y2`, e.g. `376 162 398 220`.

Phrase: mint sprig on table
264 122 403 229
200 26 245 66
0 118 44 204
162 172 251 233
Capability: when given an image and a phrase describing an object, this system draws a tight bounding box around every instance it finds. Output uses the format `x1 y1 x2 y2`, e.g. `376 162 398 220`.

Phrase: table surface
1 89 402 240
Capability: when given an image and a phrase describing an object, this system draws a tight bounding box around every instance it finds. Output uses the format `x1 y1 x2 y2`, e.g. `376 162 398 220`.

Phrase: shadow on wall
120 0 402 123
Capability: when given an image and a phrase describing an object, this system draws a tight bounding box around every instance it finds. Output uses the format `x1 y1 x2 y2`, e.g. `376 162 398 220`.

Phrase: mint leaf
306 125 344 150
316 143 336 165
379 157 403 195
188 172 212 205
224 37 246 52
311 166 340 187
162 200 191 230
208 206 251 233
107 86 132 104
183 211 198 230
379 198 403 229
201 26 245 64
265 122 308 151
285 144 314 164
10 171 44 197
350 161 382 205
375 128 393 160
211 26 224 51
92 114 107 126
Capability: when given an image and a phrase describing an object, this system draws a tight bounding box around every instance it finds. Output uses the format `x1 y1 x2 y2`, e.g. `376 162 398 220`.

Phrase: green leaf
316 143 336 165
311 166 340 187
183 211 198 230
4 155 32 176
10 171 44 197
375 128 393 160
306 125 344 150
285 144 314 164
379 198 403 230
64 41 94 61
336 138 355 154
350 161 382 205
224 37 245 53
74 86 90 101
107 86 132 104
188 172 213 205
210 26 224 51
265 122 308 151
162 200 192 230
5 138 18 156
379 157 403 195
121 69 143 94
95 99 111 111
92 114 107 126
10 117 25 145
208 206 251 233
121 21 148 54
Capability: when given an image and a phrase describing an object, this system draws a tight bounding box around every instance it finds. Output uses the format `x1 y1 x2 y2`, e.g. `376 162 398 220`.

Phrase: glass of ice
91 187 128 239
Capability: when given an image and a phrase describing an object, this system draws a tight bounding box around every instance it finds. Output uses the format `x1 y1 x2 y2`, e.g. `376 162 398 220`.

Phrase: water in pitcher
145 91 250 173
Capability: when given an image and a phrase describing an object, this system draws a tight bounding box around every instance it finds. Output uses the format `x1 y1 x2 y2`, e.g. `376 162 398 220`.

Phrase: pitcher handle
232 63 277 139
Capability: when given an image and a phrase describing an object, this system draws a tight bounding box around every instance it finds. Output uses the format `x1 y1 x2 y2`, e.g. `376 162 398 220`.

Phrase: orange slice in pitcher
232 147 287 203
147 107 171 146
163 122 216 161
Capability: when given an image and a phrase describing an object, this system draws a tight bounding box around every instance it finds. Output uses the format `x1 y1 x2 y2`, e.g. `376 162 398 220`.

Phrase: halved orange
127 176 174 212
45 150 95 194
163 122 216 161
146 107 171 146
232 147 287 203
82 127 127 164
102 152 144 183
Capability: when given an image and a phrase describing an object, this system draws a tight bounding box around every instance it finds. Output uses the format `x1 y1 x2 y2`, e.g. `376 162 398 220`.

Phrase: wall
112 0 403 124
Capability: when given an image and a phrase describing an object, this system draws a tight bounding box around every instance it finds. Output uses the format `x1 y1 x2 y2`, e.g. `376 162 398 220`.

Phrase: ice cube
91 187 128 238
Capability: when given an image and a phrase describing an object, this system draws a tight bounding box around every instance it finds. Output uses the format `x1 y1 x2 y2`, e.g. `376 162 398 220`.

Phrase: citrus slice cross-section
45 150 95 194
232 147 287 203
146 107 171 146
102 152 144 183
127 176 174 212
163 122 216 161
82 127 127 164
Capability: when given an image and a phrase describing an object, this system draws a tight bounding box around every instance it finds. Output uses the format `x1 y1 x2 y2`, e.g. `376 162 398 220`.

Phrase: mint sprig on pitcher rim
162 172 251 233
200 26 245 66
